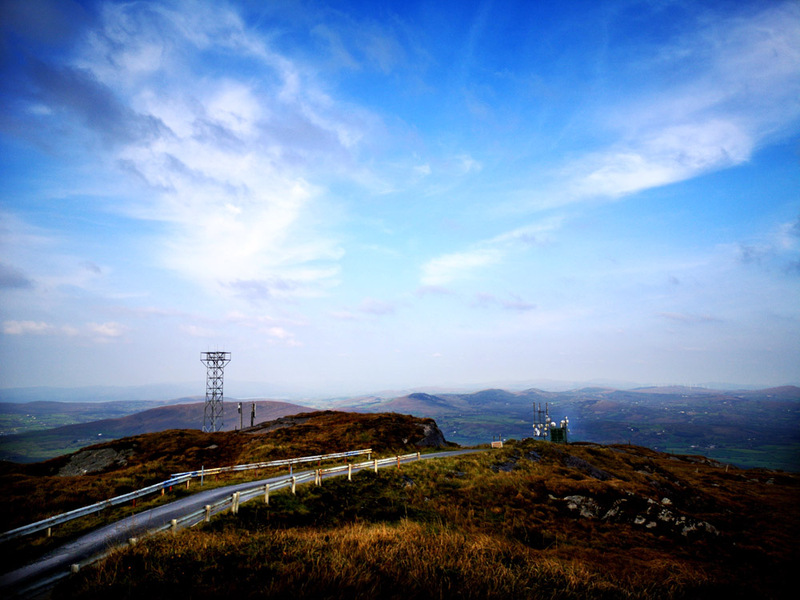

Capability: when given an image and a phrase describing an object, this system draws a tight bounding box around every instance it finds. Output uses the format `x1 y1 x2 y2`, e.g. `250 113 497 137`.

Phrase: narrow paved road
0 449 485 597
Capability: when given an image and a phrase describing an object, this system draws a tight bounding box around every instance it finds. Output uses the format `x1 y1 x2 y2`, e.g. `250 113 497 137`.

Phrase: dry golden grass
53 437 799 599
57 520 715 600
0 411 442 532
4 415 798 599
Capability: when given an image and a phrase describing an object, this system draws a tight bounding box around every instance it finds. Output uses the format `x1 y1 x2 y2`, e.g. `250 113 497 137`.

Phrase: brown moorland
0 411 447 532
1 411 798 599
0 411 448 572
55 436 799 599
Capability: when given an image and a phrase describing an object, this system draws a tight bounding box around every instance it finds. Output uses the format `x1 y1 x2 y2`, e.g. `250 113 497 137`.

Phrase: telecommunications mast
201 351 231 432
533 401 569 444
533 402 552 441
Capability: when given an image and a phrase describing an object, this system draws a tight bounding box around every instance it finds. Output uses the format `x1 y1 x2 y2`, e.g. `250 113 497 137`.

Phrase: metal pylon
201 351 231 432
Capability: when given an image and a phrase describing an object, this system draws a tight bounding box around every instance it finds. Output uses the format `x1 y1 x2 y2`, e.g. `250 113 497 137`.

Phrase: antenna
201 351 231 432
533 402 570 443
533 402 550 441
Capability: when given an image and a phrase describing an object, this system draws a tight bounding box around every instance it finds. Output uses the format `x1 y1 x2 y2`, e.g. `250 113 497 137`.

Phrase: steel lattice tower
201 351 231 432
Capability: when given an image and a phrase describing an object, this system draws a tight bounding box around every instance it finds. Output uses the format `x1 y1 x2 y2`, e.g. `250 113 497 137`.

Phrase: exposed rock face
490 460 517 473
246 415 312 434
562 455 614 481
564 495 603 519
414 422 447 448
526 450 542 462
490 449 542 472
562 493 719 538
58 447 133 476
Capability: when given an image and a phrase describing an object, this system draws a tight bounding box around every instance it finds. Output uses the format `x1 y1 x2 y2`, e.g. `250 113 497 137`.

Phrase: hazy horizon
1 377 797 405
2 1 799 392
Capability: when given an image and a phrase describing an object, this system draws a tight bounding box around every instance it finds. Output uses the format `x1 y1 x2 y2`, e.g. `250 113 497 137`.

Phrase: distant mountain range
1 379 785 405
1 385 798 471
334 386 800 471
0 399 312 463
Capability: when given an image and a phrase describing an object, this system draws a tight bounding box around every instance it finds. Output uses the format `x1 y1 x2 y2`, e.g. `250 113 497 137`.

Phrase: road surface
0 449 485 597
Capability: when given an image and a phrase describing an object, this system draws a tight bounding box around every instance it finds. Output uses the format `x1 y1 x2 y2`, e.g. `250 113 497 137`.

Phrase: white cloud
420 217 564 286
265 326 292 340
524 2 800 211
569 120 753 199
732 216 800 273
87 322 128 338
56 2 383 300
3 320 55 335
180 324 217 338
358 298 396 316
221 312 301 346
260 326 301 346
473 293 536 312
421 247 502 286
657 312 721 325
2 320 123 339
457 154 482 175
329 310 359 321
414 163 431 176
328 297 397 321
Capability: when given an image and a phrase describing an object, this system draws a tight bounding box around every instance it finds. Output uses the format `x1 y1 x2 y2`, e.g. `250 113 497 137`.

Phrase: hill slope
0 398 190 435
51 433 799 600
338 386 800 471
0 411 449 533
0 400 312 463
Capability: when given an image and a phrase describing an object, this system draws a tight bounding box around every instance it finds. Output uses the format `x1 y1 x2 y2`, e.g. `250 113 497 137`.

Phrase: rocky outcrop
58 447 133 476
562 455 614 480
246 415 312 434
562 493 719 538
414 421 448 448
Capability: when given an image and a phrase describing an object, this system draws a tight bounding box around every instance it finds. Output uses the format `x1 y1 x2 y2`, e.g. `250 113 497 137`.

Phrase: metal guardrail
0 474 193 544
41 452 423 592
120 453 420 539
170 448 373 478
0 448 372 544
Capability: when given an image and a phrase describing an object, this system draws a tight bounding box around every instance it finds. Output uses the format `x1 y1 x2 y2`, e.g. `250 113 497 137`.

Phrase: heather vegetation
0 411 443 527
0 411 447 573
53 437 798 600
0 399 311 462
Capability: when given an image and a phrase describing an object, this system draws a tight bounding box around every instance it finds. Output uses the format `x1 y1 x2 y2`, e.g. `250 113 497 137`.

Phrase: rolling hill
0 397 201 437
3 385 799 471
337 386 800 471
1 411 794 600
0 410 449 533
0 400 313 463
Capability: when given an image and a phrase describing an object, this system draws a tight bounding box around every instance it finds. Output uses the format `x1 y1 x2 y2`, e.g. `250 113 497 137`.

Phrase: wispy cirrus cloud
657 312 722 325
330 297 398 321
2 321 62 335
524 1 800 211
87 322 128 340
11 1 382 301
358 298 397 316
28 59 170 147
2 320 125 340
421 247 502 287
735 215 800 274
0 263 34 289
566 120 753 200
428 2 800 291
473 292 536 312
421 217 564 286
223 311 302 346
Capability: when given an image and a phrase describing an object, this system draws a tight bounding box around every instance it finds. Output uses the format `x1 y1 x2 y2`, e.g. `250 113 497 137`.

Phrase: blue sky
1 0 799 396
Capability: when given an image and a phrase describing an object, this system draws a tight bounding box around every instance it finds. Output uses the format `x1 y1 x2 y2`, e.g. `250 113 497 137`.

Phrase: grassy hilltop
1 411 798 599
